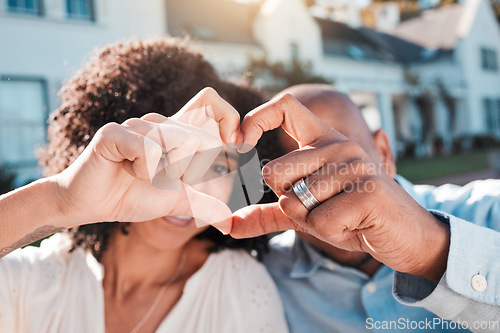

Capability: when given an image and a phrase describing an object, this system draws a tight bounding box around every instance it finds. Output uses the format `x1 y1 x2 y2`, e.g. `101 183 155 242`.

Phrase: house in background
1 0 500 185
166 0 265 78
0 0 167 184
166 0 500 158
390 0 500 153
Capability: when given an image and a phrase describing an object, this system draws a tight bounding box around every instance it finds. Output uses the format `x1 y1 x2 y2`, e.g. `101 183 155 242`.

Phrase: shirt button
471 274 487 292
365 282 377 294
325 261 336 271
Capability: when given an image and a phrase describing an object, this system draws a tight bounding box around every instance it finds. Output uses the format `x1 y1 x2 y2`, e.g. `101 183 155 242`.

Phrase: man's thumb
231 203 297 238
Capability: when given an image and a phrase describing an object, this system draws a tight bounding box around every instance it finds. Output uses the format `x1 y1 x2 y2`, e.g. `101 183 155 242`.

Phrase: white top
0 234 288 333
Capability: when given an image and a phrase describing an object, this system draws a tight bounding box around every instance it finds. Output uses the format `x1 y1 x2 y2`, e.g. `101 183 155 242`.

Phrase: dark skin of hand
230 91 450 283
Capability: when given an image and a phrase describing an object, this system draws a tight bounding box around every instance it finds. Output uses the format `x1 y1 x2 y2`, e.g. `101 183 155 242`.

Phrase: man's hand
231 93 450 282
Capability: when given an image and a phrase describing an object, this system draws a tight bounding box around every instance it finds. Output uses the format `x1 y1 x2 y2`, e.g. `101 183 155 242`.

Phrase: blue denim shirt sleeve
392 177 500 331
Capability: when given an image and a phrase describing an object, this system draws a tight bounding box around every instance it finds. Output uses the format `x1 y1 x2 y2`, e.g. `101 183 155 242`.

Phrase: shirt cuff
393 211 500 321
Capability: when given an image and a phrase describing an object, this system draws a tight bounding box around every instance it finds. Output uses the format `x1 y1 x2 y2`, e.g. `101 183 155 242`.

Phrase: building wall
0 0 167 184
318 56 405 153
409 56 467 139
199 41 265 80
0 0 167 110
318 56 404 93
253 0 323 65
409 57 464 91
2 0 500 187
456 0 500 135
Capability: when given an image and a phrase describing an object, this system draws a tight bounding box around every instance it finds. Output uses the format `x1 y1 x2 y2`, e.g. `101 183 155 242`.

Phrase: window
497 99 500 126
347 45 365 60
484 99 495 131
480 48 498 72
483 97 500 133
66 0 95 21
6 0 43 15
420 48 438 60
0 78 47 166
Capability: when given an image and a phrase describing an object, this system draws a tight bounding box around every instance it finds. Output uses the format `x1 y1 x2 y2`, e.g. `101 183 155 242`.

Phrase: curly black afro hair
39 38 284 261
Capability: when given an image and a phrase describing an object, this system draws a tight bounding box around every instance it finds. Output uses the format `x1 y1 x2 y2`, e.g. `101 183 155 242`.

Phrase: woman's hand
54 87 242 232
53 115 231 231
0 88 244 257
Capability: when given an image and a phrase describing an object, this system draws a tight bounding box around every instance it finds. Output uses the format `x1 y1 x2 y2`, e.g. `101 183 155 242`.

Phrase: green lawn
396 149 494 183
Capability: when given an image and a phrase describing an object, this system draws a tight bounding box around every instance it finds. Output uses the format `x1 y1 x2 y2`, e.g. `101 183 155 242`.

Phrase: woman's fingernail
230 132 239 144
237 143 253 154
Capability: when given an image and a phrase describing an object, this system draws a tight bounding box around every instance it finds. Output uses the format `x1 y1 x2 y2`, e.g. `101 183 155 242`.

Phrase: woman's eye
212 164 230 176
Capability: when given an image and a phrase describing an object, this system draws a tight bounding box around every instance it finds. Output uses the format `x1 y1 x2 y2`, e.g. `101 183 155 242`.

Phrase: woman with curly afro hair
0 38 288 333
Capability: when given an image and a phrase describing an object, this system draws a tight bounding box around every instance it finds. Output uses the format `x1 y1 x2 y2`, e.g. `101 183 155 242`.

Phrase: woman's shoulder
1 233 73 266
0 232 101 285
0 233 105 332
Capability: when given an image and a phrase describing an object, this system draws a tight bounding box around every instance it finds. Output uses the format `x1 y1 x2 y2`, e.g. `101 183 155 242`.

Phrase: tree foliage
373 0 500 22
492 0 500 22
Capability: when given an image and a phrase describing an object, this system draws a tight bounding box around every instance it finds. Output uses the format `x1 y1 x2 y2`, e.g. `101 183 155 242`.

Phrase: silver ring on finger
292 178 321 211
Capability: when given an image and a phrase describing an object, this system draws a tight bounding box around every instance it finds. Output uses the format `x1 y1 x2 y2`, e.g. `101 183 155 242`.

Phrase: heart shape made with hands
57 88 328 238
141 88 266 235
170 89 451 282
166 88 342 239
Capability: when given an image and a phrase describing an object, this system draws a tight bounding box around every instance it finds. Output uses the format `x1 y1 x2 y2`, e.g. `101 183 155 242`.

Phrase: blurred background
1 0 500 194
